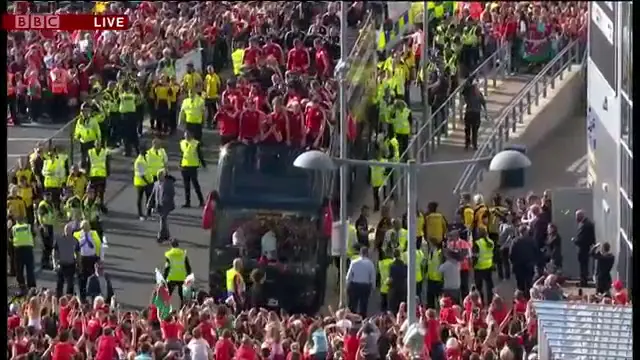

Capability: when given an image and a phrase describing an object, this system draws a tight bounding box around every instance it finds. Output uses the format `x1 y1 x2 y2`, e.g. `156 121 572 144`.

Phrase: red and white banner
2 14 129 31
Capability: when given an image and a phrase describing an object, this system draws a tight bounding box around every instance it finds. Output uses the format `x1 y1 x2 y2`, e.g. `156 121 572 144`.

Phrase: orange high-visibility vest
50 69 68 94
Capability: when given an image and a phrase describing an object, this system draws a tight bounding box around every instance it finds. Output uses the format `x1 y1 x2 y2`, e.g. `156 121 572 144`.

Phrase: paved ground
7 122 72 170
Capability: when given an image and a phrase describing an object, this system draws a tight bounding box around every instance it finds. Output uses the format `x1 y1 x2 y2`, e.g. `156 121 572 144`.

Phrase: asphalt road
7 122 74 170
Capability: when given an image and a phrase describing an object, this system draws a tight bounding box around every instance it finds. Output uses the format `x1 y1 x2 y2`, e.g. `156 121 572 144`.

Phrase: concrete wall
477 64 587 197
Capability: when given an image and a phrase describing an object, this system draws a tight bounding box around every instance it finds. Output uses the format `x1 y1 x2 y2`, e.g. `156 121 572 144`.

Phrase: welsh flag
152 269 172 320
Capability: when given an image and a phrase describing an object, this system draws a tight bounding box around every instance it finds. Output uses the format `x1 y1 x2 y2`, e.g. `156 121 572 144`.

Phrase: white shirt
261 230 277 260
345 256 376 286
78 231 98 257
187 338 211 360
232 228 246 247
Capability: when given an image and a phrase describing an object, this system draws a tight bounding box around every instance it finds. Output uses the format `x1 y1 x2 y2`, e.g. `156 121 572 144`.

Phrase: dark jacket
575 218 596 254
509 235 539 272
86 273 115 302
545 234 563 268
388 259 407 294
529 216 549 248
590 247 615 292
149 175 177 214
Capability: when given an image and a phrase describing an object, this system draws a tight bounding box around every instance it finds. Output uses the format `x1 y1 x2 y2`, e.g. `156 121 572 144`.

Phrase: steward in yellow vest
134 151 154 219
74 103 101 165
10 218 36 290
180 90 206 142
66 165 88 199
426 241 444 309
472 228 494 303
231 48 246 76
146 140 169 182
347 223 359 260
180 131 207 208
459 193 475 234
402 247 425 301
425 202 448 245
226 257 246 304
389 100 411 157
370 156 388 212
118 83 139 157
37 192 56 269
87 142 110 212
377 257 394 312
163 240 192 306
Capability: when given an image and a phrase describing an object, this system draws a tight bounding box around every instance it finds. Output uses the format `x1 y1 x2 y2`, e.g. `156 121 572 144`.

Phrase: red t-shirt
239 109 263 140
264 111 287 143
287 48 310 73
8 315 21 331
514 299 528 316
87 319 102 341
199 321 217 347
216 108 239 136
343 334 359 360
491 307 508 326
214 338 235 360
314 48 331 78
304 105 324 135
95 335 117 360
439 306 458 326
161 321 183 340
262 43 284 64
424 318 441 351
235 344 258 360
287 110 304 143
243 46 263 67
52 342 77 360
58 305 71 329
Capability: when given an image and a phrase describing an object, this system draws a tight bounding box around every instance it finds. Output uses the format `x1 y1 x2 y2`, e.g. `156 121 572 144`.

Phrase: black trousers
107 113 120 147
578 253 591 286
79 141 96 168
78 255 100 301
28 96 42 122
474 268 494 303
181 166 205 206
167 280 185 308
51 94 68 123
15 246 36 290
347 282 371 317
185 122 203 143
8 94 18 124
442 288 461 305
372 186 387 212
205 99 218 128
388 290 405 314
514 268 533 298
380 292 389 312
39 224 54 268
156 103 170 133
136 185 152 217
460 270 470 299
121 112 140 156
89 177 107 207
56 263 76 298
396 133 410 159
426 280 443 309
8 241 16 275
464 111 481 150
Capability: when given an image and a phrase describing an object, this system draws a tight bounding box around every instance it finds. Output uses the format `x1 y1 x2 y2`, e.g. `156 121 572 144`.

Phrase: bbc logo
14 14 60 29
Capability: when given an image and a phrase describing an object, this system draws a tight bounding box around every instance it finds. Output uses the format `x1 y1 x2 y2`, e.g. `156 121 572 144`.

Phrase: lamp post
294 149 532 324
336 0 349 308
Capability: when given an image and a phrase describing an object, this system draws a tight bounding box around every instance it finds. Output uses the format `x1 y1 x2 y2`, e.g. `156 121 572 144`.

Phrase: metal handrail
379 41 511 207
451 38 588 197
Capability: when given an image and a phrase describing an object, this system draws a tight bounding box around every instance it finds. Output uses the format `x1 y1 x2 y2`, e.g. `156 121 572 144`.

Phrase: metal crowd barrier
379 41 511 207
451 38 588 196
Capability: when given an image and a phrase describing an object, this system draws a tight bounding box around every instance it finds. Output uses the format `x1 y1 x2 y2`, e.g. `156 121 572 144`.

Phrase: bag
201 192 215 229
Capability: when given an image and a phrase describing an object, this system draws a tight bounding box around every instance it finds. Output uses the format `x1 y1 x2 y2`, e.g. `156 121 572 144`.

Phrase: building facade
586 1 633 286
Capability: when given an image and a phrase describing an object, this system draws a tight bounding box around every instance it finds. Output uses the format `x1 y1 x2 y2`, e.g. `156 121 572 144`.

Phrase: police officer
146 138 169 182
64 186 83 221
74 220 103 301
102 81 119 147
163 239 192 308
119 83 140 157
461 77 486 151
10 215 37 293
37 191 56 270
180 130 206 208
425 238 444 309
389 99 412 157
134 145 154 220
87 141 110 213
472 227 494 303
74 103 101 166
42 147 63 211
226 257 246 307
370 150 388 212
179 87 206 143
